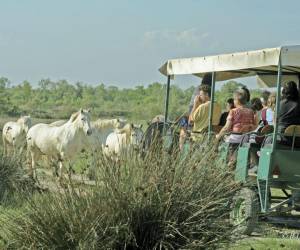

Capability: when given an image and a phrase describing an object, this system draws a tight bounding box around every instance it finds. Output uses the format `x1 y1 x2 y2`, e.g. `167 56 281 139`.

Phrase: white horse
49 120 66 126
90 118 126 147
104 123 143 157
26 109 92 180
49 118 126 149
2 116 32 156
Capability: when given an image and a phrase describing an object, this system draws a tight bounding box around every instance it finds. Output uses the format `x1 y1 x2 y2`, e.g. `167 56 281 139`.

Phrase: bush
1 144 240 249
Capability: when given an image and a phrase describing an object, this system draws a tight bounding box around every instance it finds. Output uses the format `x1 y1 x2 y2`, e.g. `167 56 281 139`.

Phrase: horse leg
2 138 7 157
58 159 65 184
29 150 37 179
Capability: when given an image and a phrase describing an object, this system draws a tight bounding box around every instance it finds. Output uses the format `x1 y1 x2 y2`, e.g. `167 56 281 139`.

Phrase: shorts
179 117 189 129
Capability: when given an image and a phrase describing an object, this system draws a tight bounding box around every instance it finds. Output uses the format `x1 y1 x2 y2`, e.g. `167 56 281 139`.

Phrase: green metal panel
218 142 230 164
257 148 272 212
257 148 273 180
271 150 300 183
235 146 250 182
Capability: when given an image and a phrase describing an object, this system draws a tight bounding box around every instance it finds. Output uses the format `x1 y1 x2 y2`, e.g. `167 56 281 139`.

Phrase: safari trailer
159 45 300 234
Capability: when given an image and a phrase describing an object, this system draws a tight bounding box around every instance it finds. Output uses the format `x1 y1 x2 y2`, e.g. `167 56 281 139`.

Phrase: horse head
70 109 92 136
18 115 32 133
130 124 144 147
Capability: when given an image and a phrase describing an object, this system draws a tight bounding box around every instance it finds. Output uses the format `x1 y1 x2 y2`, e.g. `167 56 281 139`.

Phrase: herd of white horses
2 109 145 181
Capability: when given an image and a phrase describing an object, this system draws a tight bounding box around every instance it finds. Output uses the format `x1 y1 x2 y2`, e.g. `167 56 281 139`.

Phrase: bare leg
179 128 187 151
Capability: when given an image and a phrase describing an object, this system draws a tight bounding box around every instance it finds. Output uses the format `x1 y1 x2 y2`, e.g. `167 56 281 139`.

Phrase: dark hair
226 98 234 109
282 81 299 101
201 73 212 86
199 84 211 97
261 90 271 105
251 97 263 111
241 86 250 102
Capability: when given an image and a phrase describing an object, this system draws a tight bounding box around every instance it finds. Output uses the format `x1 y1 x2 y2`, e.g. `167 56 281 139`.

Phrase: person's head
268 93 276 111
226 98 235 111
233 89 248 107
282 81 299 101
241 86 250 103
199 84 211 103
251 97 263 112
201 73 212 86
261 90 271 107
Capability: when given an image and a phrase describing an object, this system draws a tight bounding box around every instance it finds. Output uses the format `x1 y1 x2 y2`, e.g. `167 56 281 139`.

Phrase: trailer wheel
230 187 259 235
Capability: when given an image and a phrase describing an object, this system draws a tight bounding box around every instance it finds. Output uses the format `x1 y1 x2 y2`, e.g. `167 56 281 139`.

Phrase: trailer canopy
159 45 300 86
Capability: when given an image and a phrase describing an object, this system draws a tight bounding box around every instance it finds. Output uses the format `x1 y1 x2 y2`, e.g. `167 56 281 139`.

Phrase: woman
263 81 300 146
219 98 235 126
216 88 256 141
265 93 276 125
278 81 300 133
216 88 256 167
250 97 263 125
260 90 271 124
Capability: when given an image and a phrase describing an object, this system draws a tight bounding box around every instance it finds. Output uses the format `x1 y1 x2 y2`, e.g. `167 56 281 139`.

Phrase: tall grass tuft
0 154 36 204
1 143 240 249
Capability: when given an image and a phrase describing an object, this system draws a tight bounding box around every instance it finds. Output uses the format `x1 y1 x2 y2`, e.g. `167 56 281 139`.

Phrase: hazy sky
1 0 300 88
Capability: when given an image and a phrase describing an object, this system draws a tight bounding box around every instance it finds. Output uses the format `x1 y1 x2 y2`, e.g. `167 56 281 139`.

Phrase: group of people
179 77 300 167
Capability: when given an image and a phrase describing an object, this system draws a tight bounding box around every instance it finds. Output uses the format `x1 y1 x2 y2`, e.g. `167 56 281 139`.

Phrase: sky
1 0 300 89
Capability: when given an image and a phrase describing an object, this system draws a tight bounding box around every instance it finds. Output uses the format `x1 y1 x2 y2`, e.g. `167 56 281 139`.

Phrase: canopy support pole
272 51 282 151
163 75 171 134
208 72 216 139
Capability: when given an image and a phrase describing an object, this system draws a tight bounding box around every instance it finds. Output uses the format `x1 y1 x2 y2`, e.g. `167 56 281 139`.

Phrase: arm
216 110 233 140
216 119 232 141
254 112 260 126
189 95 202 122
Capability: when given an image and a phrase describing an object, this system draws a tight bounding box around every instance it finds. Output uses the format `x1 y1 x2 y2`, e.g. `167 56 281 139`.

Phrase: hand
215 133 222 141
193 95 202 107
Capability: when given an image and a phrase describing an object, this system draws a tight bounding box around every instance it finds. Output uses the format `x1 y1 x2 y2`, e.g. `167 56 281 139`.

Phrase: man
179 74 214 149
189 84 222 141
188 73 212 114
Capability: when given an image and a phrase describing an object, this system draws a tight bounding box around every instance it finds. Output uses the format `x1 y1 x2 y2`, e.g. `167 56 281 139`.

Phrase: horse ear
139 124 143 129
116 118 119 122
80 108 84 114
87 109 91 113
130 123 134 129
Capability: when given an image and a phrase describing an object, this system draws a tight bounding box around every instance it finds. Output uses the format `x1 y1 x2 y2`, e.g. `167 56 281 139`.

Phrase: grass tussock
0 154 36 205
1 143 240 249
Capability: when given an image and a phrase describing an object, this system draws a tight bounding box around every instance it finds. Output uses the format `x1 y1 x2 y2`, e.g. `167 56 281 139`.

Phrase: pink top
227 107 255 133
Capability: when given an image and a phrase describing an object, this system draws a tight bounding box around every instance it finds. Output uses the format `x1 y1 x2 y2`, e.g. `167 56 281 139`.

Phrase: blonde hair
267 93 276 111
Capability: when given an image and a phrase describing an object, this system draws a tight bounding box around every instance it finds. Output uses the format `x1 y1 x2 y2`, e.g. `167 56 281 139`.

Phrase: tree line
0 77 260 121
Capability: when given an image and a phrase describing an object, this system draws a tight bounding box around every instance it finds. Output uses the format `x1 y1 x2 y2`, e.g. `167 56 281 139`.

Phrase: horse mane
70 111 80 122
17 116 31 124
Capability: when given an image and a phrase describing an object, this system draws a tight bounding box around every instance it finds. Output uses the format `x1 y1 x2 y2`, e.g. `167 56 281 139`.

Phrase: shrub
1 144 240 249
